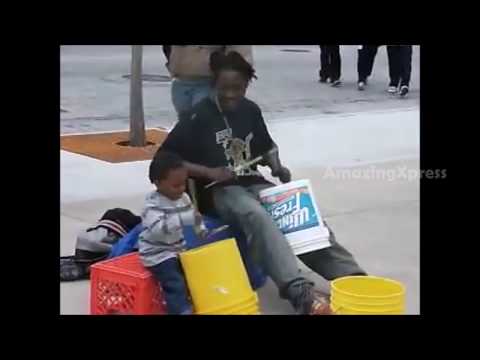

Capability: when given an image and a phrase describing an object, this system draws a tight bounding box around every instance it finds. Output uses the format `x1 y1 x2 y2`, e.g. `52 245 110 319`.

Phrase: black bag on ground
60 208 141 282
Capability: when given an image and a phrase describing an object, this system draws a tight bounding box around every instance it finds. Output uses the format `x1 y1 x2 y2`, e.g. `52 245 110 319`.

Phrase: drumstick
204 148 278 189
205 225 230 239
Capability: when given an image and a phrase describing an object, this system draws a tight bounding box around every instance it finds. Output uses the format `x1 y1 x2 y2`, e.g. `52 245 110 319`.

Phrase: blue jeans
147 257 193 315
171 78 213 120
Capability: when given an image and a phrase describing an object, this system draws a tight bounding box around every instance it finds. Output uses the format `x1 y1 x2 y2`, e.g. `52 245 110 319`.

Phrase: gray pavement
60 45 419 133
61 158 419 315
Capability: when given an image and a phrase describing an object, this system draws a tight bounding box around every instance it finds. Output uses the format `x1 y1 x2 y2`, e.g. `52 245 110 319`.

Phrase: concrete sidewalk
60 108 420 315
61 45 420 134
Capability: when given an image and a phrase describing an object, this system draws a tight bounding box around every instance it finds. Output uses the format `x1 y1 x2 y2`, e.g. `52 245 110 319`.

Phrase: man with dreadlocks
157 51 366 315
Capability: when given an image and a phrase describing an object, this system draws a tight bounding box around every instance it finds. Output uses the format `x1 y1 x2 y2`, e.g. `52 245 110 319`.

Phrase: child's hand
194 210 203 223
194 210 208 241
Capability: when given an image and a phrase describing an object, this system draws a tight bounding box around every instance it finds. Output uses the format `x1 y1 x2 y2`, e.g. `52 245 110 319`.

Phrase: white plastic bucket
259 179 330 255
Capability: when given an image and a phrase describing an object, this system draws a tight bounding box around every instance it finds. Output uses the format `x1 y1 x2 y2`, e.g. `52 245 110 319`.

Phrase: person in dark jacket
318 45 342 87
387 45 413 97
357 45 380 90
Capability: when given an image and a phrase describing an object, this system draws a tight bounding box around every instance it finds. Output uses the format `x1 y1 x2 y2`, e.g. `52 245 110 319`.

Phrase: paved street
61 45 419 133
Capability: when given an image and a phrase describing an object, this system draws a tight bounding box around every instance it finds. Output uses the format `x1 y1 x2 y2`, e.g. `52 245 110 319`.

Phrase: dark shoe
387 86 398 94
308 290 333 315
331 79 342 87
295 284 333 315
318 69 327 83
399 85 409 97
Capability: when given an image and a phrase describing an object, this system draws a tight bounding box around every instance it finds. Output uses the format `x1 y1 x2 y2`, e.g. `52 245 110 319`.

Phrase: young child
138 151 206 315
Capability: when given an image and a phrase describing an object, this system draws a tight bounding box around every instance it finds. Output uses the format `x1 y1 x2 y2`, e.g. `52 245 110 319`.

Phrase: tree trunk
129 45 146 147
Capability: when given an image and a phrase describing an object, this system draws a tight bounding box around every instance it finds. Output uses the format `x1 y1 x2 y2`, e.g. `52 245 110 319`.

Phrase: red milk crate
90 252 167 315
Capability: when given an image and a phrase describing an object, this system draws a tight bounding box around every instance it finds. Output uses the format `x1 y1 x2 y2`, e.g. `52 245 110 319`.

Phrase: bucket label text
261 187 319 234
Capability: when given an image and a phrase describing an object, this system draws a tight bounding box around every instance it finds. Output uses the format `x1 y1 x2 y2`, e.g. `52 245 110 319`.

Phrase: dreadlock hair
149 151 185 184
210 50 257 83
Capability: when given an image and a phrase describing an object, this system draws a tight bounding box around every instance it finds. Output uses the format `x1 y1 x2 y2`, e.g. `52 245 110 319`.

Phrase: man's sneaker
358 81 366 91
309 292 333 315
399 85 409 97
319 77 328 83
388 86 398 94
331 79 342 87
296 285 333 315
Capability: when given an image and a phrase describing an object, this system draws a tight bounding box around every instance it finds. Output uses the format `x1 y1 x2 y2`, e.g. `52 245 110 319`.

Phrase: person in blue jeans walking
167 45 253 121
138 151 207 314
158 50 366 315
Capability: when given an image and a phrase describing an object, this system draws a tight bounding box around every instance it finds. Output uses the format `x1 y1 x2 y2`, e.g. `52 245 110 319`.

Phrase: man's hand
271 166 292 183
261 146 291 183
205 167 236 183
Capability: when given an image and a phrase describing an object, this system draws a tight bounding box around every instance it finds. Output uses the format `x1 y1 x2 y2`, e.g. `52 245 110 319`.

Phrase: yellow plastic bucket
331 296 404 311
180 238 257 314
235 308 260 315
197 293 258 315
331 293 404 307
222 300 259 315
199 301 259 315
331 276 405 315
203 307 260 315
331 299 403 315
220 303 259 315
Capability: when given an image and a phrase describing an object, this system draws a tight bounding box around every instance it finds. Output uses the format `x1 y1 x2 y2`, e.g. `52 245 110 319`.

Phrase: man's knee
243 206 275 229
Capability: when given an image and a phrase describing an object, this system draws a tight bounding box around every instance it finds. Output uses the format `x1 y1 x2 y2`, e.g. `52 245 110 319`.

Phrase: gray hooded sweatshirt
138 190 205 268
